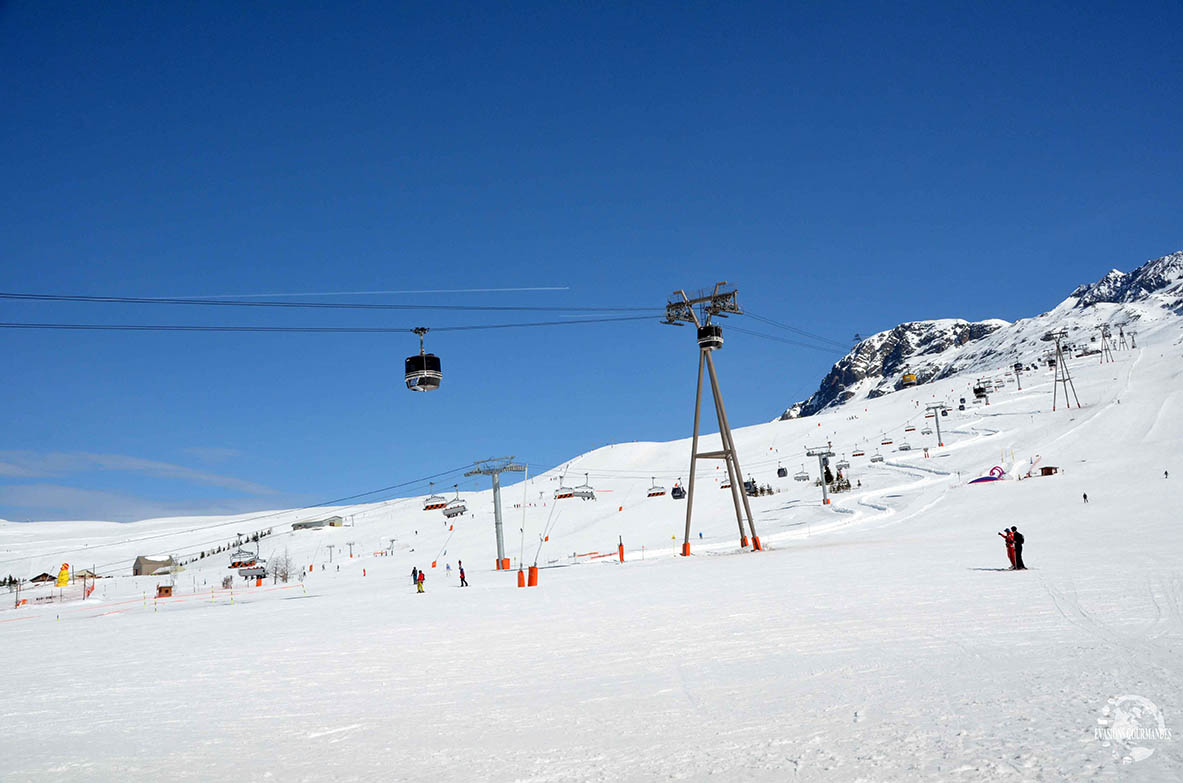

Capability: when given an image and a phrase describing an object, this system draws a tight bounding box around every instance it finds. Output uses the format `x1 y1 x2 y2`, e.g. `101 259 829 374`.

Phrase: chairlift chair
836 458 850 470
852 450 865 457
228 546 259 569
442 485 467 518
646 477 666 498
794 464 810 482
904 426 916 432
554 475 575 500
921 425 933 435
423 481 448 511
573 473 597 501
870 451 885 463
898 442 912 451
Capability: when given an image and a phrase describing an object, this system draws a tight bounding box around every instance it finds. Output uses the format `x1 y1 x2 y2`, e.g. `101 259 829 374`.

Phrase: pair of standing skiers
411 566 426 593
997 526 1026 570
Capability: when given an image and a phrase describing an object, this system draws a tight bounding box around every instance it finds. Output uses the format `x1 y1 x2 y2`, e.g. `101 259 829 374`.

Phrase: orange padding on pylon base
741 535 749 547
752 536 762 551
527 566 538 587
618 544 624 563
501 557 511 570
517 569 525 588
824 498 831 505
681 542 691 557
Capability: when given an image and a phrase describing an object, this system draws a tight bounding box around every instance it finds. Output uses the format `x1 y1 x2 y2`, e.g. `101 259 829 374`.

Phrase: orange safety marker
500 557 511 570
618 538 624 563
363 569 366 577
752 536 763 551
681 542 691 557
517 569 525 588
527 566 538 587
741 535 749 547
431 560 437 568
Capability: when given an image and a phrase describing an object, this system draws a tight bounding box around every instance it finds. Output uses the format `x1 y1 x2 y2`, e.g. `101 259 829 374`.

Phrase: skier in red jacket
416 569 425 593
998 529 1016 569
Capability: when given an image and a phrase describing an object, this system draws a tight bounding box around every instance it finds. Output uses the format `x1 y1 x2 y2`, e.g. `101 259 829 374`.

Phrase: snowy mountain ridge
781 250 1183 419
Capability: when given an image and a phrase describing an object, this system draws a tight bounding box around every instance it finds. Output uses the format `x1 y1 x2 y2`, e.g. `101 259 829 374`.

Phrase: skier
1165 471 1169 479
416 568 425 593
998 529 1016 569
411 566 418 585
458 560 468 587
1082 493 1088 504
1011 526 1026 570
445 563 452 576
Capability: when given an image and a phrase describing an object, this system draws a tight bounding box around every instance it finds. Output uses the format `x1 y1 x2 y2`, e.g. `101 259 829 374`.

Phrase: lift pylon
664 283 759 555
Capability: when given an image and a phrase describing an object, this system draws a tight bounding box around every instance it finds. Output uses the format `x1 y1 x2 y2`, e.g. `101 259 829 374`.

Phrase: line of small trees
180 527 275 566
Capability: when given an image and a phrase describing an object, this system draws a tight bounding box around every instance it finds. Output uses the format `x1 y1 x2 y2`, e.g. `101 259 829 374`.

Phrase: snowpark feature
3 263 1183 779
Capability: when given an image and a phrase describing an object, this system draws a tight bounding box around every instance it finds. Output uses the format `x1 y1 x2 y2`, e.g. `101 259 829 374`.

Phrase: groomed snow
2 320 1181 781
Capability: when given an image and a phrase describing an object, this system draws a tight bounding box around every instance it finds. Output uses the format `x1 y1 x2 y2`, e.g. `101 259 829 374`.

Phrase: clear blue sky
2 1 1180 521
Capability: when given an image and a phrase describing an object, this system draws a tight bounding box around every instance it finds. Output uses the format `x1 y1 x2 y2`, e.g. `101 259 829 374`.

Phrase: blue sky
2 1 1180 521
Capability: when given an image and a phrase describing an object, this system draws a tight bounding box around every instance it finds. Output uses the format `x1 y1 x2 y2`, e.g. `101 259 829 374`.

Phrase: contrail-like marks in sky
167 286 571 299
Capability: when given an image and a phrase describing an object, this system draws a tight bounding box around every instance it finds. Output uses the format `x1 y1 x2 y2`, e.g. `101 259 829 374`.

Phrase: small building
292 516 344 531
1039 466 1061 477
132 555 176 576
74 568 99 579
30 572 55 583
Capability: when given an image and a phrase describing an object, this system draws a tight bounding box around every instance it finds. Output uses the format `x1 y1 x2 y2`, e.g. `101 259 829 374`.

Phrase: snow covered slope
782 250 1183 419
2 269 1183 781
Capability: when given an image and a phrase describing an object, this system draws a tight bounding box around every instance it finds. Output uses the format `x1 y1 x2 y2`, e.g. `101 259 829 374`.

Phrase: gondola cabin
697 324 724 351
